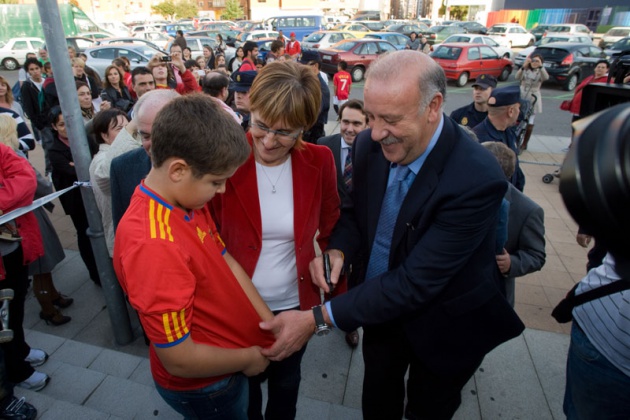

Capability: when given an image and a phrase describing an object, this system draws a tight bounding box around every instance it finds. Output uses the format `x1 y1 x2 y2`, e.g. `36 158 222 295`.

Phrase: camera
559 103 630 278
100 92 110 102
160 55 172 62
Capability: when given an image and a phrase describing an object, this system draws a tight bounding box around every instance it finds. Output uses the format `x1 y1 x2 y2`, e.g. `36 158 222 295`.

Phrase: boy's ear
167 158 191 182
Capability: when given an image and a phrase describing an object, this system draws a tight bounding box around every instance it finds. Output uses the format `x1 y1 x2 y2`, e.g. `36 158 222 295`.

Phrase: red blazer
209 135 343 310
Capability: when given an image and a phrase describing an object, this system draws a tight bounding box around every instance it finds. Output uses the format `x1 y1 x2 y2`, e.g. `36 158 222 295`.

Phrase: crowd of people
0 38 626 420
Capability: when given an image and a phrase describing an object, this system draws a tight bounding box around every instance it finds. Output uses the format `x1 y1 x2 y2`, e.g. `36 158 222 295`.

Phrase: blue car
252 38 278 62
363 32 410 50
163 23 194 37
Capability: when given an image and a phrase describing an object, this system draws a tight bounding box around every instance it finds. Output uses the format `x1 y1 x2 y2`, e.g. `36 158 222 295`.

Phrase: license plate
323 55 331 61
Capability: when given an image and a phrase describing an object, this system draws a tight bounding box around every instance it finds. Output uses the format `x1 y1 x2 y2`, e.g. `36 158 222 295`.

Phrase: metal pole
36 0 134 345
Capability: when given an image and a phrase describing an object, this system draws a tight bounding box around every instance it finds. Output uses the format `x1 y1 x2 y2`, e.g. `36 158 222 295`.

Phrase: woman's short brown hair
248 60 321 148
0 76 14 105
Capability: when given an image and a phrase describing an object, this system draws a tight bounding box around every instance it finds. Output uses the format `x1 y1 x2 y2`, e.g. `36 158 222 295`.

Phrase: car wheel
456 72 469 87
498 66 512 81
527 39 534 47
564 73 578 91
351 66 365 82
2 58 18 71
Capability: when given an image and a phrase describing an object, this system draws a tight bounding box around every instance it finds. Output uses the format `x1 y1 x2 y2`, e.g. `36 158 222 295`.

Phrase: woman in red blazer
210 60 341 420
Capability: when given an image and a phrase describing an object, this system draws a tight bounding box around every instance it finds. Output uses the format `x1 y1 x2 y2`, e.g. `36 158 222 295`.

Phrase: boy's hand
243 346 269 376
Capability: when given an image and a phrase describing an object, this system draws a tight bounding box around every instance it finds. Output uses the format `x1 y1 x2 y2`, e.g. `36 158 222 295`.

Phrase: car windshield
334 41 358 51
489 26 507 33
549 26 571 32
431 26 447 32
306 33 325 42
445 35 471 43
541 37 570 44
432 45 462 59
611 37 630 49
132 45 161 57
609 29 630 37
536 47 570 61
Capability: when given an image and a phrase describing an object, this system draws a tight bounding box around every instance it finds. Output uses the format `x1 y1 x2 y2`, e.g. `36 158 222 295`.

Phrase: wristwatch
312 305 331 336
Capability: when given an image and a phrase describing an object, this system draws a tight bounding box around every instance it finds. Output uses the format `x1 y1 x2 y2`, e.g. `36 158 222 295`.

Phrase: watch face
315 327 331 336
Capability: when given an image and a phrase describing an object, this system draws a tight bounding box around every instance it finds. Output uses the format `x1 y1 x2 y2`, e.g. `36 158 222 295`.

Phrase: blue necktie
366 165 414 280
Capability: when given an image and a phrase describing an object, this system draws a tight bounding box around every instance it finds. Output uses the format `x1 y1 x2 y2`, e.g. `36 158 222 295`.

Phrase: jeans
155 374 248 420
564 322 630 419
32 127 53 175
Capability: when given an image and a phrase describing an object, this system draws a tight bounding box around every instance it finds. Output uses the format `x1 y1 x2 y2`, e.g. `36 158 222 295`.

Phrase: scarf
81 106 94 121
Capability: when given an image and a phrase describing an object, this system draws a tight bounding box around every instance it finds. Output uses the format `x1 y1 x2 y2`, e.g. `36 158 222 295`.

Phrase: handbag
551 279 630 323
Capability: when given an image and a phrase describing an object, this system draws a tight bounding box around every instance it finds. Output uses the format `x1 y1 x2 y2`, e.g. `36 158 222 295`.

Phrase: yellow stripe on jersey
149 200 174 242
179 309 189 335
162 313 174 342
161 309 189 343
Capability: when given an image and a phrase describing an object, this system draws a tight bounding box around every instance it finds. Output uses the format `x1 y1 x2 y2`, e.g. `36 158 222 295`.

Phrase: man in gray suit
317 99 368 347
483 142 546 306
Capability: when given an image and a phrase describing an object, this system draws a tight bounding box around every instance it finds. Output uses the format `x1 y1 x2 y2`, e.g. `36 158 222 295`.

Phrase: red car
318 39 398 82
430 43 513 87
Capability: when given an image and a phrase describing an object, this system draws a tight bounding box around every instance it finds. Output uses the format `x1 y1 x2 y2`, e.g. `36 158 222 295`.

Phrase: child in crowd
333 60 351 115
113 94 274 419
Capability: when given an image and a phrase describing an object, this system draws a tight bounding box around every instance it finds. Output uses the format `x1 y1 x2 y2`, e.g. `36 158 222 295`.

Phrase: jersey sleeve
118 240 195 348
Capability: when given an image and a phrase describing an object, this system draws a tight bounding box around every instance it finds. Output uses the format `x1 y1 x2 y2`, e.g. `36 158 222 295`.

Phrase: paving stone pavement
13 131 584 419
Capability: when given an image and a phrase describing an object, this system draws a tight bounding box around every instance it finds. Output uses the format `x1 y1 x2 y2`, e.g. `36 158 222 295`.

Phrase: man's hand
309 250 344 293
171 54 186 74
576 233 592 248
259 310 314 361
242 346 270 377
496 249 511 275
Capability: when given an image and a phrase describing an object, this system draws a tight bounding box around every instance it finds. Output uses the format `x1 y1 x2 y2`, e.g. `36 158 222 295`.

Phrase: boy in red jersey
333 61 352 115
114 93 273 419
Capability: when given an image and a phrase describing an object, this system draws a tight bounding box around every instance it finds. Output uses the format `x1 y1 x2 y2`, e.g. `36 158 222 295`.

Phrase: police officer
473 85 526 192
450 74 497 128
229 70 257 131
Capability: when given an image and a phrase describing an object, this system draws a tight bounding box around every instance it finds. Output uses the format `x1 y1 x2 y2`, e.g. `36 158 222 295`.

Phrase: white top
89 143 115 256
92 128 141 197
252 157 298 311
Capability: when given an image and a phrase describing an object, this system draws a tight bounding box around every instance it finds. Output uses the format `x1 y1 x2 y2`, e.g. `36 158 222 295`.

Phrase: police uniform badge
461 117 468 126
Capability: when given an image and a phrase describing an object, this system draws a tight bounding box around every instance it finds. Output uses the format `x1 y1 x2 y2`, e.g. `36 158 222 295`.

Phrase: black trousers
0 247 34 383
362 322 480 420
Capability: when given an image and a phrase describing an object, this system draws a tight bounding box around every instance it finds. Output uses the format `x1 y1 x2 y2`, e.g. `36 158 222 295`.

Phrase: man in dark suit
482 142 546 307
259 51 524 419
317 99 368 348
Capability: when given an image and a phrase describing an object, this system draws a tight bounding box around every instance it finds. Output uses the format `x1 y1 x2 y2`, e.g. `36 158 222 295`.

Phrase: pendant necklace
259 160 289 193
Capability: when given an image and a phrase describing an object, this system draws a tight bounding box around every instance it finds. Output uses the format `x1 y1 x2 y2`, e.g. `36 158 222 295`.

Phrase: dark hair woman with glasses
209 60 343 420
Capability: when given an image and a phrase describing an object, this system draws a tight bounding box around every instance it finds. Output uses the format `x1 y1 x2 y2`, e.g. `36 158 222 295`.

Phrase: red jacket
286 40 301 57
0 144 43 280
155 69 200 94
565 75 608 115
209 135 343 310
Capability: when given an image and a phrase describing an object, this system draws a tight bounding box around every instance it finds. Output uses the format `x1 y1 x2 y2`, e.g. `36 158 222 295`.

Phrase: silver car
302 31 356 50
85 44 162 78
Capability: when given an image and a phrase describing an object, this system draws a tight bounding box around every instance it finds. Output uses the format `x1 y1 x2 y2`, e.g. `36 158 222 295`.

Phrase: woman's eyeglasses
249 120 302 145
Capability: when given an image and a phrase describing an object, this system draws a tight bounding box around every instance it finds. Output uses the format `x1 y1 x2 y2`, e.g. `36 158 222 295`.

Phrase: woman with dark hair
76 81 97 122
203 44 216 70
48 106 101 286
0 75 24 117
229 47 244 73
183 47 192 61
215 34 227 54
515 53 548 151
112 57 133 91
89 108 129 256
210 60 342 420
102 65 135 112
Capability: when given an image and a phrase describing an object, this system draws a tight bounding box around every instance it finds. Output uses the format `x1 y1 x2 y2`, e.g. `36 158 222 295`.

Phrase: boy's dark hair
202 71 229 97
131 66 153 84
270 40 284 53
339 99 367 123
338 60 348 71
243 41 258 58
184 59 198 70
23 57 42 71
151 93 249 177
92 108 129 144
176 30 184 36
43 62 52 71
596 59 610 69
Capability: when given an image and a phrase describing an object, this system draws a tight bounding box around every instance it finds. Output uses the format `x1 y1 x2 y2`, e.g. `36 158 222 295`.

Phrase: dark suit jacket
317 133 351 208
328 115 525 375
503 184 546 305
110 148 152 231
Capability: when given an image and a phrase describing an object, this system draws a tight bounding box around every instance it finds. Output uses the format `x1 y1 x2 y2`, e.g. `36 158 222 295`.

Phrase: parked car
187 29 240 45
487 23 535 47
364 32 410 50
430 42 513 87
78 32 114 41
199 22 235 32
544 24 593 40
167 36 236 63
163 23 194 37
96 37 166 52
443 34 513 58
132 31 172 49
57 37 96 53
235 30 284 47
357 21 385 32
604 36 630 59
384 23 430 37
428 25 463 44
532 42 607 90
318 39 398 82
302 31 356 50
457 21 487 34
513 34 592 67
85 44 163 76
131 23 165 33
0 37 44 70
599 27 630 48
529 24 555 41
331 23 373 38
98 21 131 37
